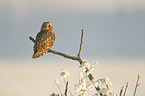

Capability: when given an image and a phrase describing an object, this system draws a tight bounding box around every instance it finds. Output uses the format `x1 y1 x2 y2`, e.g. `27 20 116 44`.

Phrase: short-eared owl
32 22 55 58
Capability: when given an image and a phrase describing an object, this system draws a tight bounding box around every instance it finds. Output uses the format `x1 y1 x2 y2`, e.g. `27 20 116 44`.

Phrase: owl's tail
32 51 46 58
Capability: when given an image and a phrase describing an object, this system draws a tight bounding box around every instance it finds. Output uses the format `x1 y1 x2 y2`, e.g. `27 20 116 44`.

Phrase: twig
48 49 83 65
77 29 83 57
119 86 124 96
123 82 128 96
85 67 100 91
64 81 68 96
56 83 63 96
29 36 35 43
133 75 140 96
63 78 73 96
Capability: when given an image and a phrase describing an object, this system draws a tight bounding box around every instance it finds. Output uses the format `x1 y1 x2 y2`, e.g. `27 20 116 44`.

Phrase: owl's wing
33 31 55 54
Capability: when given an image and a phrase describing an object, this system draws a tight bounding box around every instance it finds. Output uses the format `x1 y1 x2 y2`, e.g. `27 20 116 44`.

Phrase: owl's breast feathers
32 30 55 58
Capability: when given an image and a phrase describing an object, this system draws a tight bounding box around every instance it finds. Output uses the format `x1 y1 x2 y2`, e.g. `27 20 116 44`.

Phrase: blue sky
0 0 145 59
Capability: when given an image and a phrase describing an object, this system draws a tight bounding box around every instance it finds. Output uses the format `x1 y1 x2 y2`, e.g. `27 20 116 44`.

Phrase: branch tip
77 29 84 58
65 81 68 96
119 86 124 96
123 82 128 96
29 36 35 43
133 75 140 96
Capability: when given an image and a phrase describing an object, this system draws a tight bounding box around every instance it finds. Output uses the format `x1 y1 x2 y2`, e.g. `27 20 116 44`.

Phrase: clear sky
0 0 145 59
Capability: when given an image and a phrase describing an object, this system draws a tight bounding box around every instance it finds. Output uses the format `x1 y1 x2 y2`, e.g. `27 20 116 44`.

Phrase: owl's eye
48 25 51 27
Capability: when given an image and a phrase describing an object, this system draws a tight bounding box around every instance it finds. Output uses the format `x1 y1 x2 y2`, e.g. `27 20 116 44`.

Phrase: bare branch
56 83 62 96
77 29 84 57
123 82 128 96
63 79 73 96
48 49 83 65
29 36 35 43
133 75 140 96
64 81 68 96
119 86 124 96
85 68 100 91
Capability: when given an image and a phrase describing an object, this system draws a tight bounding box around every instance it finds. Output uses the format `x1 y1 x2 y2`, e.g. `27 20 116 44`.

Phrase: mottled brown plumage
32 22 55 58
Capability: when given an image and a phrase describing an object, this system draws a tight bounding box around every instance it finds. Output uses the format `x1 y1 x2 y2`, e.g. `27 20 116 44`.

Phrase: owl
32 22 55 58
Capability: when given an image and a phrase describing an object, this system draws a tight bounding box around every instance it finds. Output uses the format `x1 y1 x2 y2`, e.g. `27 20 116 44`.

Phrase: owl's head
41 22 53 31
